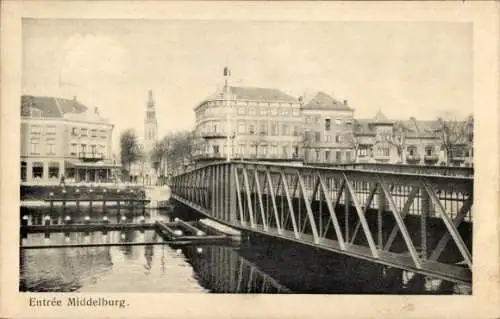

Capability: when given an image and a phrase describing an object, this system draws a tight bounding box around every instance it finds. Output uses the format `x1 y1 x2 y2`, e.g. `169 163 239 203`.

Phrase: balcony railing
424 154 439 161
406 154 421 162
200 132 227 139
79 152 104 161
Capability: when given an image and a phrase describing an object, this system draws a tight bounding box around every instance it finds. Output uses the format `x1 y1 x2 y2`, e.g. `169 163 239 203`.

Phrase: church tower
144 89 158 155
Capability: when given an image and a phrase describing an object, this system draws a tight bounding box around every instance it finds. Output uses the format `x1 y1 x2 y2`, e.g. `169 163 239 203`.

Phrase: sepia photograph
19 17 474 295
2 1 499 319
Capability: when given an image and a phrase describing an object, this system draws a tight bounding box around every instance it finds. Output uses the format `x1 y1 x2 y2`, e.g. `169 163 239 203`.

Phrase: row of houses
192 70 474 167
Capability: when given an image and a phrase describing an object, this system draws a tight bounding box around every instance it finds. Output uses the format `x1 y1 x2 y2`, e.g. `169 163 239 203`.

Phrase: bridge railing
311 162 474 177
171 160 473 284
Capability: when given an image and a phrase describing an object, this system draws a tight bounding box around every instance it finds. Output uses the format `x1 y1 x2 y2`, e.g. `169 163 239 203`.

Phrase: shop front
65 160 121 183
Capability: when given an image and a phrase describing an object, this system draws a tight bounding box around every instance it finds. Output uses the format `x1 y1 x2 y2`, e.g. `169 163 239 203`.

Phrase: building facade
129 90 159 186
194 71 303 163
192 70 473 168
21 95 118 183
351 111 473 166
301 92 355 164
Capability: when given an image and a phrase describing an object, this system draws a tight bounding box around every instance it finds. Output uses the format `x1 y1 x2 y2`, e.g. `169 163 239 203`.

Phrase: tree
429 114 469 165
389 121 407 163
120 129 142 176
345 133 360 163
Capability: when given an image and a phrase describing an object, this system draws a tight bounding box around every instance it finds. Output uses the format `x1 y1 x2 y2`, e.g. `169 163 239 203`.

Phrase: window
325 119 331 131
213 124 218 133
292 109 299 116
249 107 256 116
305 116 312 124
100 130 106 139
425 146 435 156
325 150 331 162
377 147 390 157
32 162 43 179
282 124 290 136
259 123 267 135
212 145 219 155
239 144 245 156
46 126 56 135
30 138 40 154
407 146 417 156
326 135 332 142
335 135 342 143
359 147 368 157
238 107 246 115
346 151 352 162
71 127 78 136
315 132 321 142
316 150 320 162
248 124 255 135
293 146 299 158
271 145 278 156
293 126 299 136
260 108 268 116
81 128 88 137
270 108 278 116
91 129 97 138
282 145 289 157
335 119 343 125
315 116 321 124
259 145 267 156
70 143 77 156
281 109 289 116
30 125 41 135
271 123 278 136
91 144 97 155
48 162 59 179
238 122 245 134
46 140 56 155
81 144 87 154
336 151 342 162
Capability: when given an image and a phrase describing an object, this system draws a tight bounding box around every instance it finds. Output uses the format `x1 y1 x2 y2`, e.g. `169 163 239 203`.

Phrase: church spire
147 89 155 108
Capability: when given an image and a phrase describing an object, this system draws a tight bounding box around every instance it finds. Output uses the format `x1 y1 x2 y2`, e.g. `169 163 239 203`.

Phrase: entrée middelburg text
29 297 128 308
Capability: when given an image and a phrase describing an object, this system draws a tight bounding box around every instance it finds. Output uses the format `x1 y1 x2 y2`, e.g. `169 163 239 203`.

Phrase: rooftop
21 95 88 118
302 91 352 110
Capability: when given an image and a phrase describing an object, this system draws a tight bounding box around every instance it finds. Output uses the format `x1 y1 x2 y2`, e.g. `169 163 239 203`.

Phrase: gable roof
21 95 88 118
370 110 393 124
302 91 352 110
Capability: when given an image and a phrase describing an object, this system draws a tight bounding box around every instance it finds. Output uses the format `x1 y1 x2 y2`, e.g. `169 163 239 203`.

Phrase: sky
22 19 473 150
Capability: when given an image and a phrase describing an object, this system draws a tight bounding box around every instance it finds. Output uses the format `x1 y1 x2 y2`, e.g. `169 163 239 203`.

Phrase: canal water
20 207 471 294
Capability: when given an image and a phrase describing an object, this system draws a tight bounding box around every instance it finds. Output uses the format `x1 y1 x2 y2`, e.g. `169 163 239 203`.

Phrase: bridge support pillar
228 163 237 224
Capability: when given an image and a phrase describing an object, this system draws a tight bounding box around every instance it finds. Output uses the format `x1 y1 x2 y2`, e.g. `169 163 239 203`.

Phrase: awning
65 160 121 169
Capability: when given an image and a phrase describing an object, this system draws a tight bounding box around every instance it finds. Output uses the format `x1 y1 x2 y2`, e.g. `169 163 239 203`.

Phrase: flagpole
224 67 231 162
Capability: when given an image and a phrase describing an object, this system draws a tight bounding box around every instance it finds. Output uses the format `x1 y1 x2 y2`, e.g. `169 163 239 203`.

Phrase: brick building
20 95 118 183
301 91 355 164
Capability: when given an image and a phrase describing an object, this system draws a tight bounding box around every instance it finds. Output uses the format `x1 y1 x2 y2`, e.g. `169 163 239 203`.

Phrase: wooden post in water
117 188 121 218
61 187 67 222
89 187 94 216
49 192 54 215
75 188 80 216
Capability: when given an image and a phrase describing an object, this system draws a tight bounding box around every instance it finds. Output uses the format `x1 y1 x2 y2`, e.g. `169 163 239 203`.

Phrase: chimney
73 96 77 101
343 100 348 106
94 107 99 115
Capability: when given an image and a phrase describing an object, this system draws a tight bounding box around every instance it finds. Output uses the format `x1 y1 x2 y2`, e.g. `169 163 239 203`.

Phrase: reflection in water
181 245 291 293
20 230 205 293
19 209 471 294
